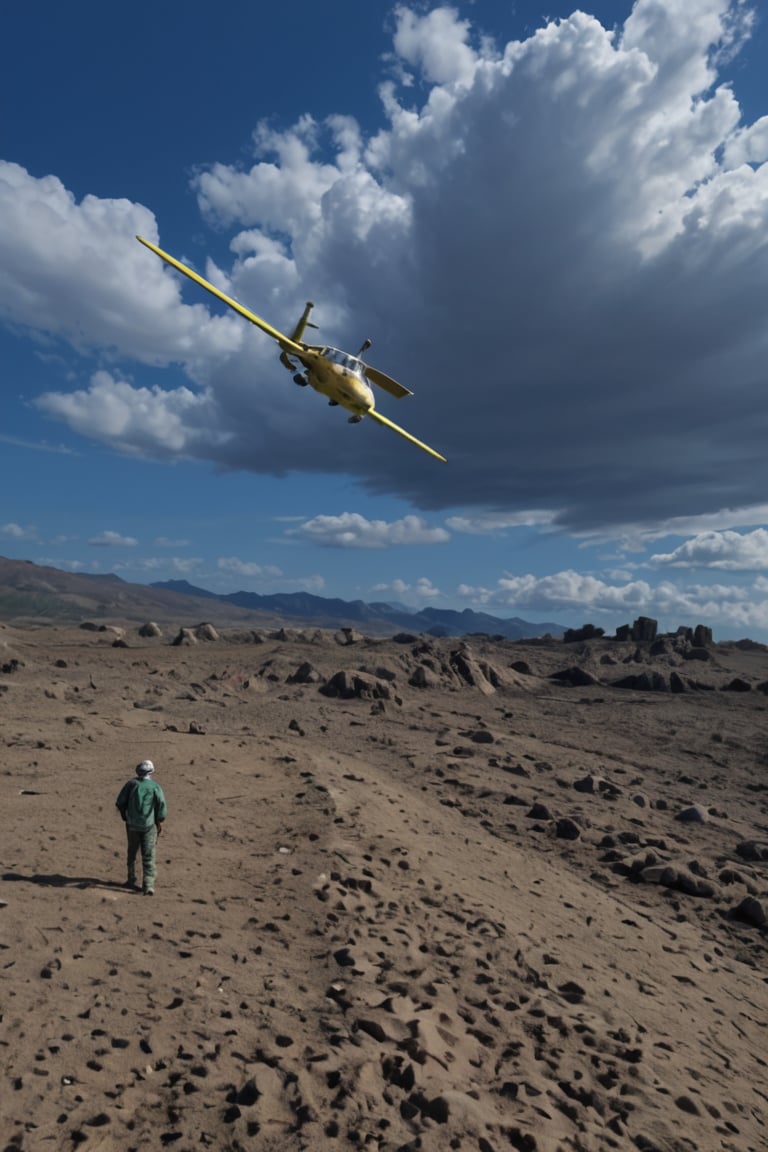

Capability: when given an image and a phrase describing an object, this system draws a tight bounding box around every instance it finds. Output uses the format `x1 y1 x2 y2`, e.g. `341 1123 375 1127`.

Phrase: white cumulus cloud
651 528 768 569
0 162 241 370
446 511 559 535
88 530 138 548
1 522 37 540
218 557 284 579
291 512 450 548
372 576 442 600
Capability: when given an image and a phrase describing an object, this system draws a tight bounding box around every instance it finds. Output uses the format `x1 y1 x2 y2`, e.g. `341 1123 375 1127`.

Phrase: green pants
126 824 158 891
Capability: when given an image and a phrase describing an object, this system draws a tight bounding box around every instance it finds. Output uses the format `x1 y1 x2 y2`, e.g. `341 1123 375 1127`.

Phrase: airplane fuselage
297 347 375 416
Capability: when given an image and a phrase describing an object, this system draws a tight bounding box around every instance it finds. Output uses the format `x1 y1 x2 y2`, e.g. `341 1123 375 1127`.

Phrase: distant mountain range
0 557 563 637
150 579 564 639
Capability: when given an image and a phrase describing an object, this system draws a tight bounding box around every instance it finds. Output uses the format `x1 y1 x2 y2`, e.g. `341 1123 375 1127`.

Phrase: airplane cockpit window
322 347 363 374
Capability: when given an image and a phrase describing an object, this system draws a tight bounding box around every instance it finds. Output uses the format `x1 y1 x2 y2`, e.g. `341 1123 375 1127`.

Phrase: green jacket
116 777 167 831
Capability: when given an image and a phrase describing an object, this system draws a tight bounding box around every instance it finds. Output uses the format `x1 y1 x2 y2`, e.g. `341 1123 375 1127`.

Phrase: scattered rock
735 841 768 862
640 864 717 898
573 774 618 796
674 804 709 823
287 662 322 685
409 666 440 689
334 628 364 646
721 677 751 692
612 671 669 692
731 896 767 927
555 818 581 840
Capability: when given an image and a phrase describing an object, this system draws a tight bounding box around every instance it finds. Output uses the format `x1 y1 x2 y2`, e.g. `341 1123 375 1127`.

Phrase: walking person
116 760 167 895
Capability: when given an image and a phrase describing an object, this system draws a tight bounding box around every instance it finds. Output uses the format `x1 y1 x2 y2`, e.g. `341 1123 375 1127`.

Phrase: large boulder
138 621 162 638
334 628 364 646
449 648 505 695
721 677 751 692
563 624 604 643
320 670 394 701
409 665 441 689
172 628 198 646
631 616 658 642
693 624 713 647
731 896 767 927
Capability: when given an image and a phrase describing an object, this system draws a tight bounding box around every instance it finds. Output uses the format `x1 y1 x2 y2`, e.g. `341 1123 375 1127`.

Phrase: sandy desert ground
1 620 768 1152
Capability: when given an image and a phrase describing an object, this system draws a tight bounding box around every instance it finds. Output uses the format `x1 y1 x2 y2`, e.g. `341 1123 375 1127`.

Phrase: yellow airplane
136 236 446 463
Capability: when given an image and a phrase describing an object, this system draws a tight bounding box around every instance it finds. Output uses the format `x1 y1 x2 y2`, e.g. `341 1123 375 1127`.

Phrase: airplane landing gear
348 415 363 424
293 373 308 387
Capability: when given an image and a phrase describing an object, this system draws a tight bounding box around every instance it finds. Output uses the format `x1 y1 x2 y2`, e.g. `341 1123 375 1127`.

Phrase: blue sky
3 0 768 637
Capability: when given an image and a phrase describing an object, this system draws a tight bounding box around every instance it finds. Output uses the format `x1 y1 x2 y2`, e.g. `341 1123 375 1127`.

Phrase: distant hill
0 559 275 628
150 579 564 639
0 558 564 637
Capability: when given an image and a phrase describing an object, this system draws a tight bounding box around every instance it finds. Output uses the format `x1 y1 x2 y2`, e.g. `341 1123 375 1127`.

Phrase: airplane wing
364 364 413 399
136 236 305 356
367 410 446 462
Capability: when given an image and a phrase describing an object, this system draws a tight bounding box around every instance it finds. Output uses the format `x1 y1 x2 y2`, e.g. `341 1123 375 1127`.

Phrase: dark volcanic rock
722 677 751 692
550 667 598 687
612 671 669 692
735 841 768 862
731 896 767 927
631 616 658 642
563 624 604 643
555 818 581 840
287 662 322 685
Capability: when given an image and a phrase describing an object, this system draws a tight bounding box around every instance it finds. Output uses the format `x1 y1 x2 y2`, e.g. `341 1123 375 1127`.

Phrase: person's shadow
1 872 128 890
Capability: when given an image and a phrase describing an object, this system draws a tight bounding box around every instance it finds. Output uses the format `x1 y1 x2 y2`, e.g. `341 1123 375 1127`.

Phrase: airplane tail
280 301 318 371
290 301 317 344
